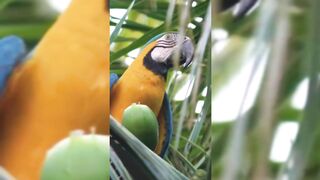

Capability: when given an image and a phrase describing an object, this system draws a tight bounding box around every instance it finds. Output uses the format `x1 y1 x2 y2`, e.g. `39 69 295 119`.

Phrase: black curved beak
165 37 194 68
181 37 194 68
218 0 258 18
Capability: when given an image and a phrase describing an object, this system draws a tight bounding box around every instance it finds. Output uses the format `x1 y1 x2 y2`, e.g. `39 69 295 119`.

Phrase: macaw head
143 32 194 76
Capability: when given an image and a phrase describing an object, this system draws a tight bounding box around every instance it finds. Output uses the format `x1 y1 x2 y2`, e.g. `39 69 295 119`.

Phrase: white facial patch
150 33 193 66
150 46 175 63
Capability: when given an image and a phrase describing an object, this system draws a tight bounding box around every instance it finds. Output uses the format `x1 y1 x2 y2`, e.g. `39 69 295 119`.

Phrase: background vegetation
0 0 57 49
213 0 320 179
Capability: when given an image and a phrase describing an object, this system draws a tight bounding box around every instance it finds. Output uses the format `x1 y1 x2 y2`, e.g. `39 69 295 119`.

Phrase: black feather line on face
143 48 168 78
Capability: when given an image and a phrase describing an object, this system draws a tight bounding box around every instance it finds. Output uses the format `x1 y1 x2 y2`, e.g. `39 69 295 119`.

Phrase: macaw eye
165 34 172 40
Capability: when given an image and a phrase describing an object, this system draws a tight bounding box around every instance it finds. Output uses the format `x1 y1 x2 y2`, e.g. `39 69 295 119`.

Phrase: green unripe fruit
122 104 159 150
41 132 109 180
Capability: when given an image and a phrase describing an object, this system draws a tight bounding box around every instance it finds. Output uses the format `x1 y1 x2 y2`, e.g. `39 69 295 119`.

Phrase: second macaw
110 33 194 156
0 0 108 179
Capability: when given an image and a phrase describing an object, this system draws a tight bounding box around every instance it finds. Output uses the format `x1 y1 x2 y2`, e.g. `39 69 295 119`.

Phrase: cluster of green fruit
41 104 158 179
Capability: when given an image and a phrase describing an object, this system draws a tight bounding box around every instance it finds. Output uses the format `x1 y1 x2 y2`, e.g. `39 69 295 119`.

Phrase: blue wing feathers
0 36 26 92
159 93 173 157
110 73 119 88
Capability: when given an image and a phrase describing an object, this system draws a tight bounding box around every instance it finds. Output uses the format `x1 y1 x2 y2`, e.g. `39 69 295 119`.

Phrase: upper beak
162 36 194 68
181 37 194 68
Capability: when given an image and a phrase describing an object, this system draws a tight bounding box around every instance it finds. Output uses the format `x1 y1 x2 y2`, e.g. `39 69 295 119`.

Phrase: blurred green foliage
213 0 320 179
0 0 57 48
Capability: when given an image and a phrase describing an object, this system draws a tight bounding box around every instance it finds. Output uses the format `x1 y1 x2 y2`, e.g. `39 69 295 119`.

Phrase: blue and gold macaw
110 32 194 157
